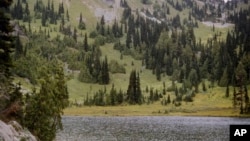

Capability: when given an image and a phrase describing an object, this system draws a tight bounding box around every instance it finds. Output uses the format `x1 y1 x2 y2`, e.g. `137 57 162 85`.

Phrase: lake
56 116 250 141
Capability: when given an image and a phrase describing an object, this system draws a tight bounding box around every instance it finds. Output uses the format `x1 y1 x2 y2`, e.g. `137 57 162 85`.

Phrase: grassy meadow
64 90 239 117
15 0 248 117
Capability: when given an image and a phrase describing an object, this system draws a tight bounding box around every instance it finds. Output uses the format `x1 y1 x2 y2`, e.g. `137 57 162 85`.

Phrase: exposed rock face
0 120 37 141
103 0 115 5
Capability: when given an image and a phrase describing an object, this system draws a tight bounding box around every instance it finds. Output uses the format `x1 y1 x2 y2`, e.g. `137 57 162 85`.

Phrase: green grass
66 0 97 31
66 42 172 102
194 21 233 43
64 84 250 117
16 72 247 117
63 93 240 117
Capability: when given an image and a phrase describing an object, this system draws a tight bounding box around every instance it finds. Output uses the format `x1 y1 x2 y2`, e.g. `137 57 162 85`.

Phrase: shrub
113 41 125 51
109 60 126 74
183 94 193 102
89 31 98 38
94 35 105 46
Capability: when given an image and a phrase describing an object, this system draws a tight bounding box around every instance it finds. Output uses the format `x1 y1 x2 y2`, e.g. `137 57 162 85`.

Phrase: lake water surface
56 116 250 141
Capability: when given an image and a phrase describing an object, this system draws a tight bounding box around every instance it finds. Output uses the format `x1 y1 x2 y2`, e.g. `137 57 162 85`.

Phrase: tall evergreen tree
167 94 171 104
188 69 199 92
15 0 23 20
73 27 77 42
235 62 247 85
0 0 23 121
14 34 23 59
109 84 117 105
219 67 229 87
117 89 124 104
58 2 64 15
78 63 93 83
97 56 110 84
84 33 88 51
78 12 86 30
225 85 230 98
100 15 105 35
126 70 142 104
23 2 30 22
41 7 46 26
66 9 69 21
101 56 110 84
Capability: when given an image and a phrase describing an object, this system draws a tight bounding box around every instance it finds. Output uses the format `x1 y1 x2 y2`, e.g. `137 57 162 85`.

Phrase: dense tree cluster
93 15 123 45
5 0 250 116
126 70 142 104
111 0 250 109
83 85 124 106
78 55 110 84
12 0 24 20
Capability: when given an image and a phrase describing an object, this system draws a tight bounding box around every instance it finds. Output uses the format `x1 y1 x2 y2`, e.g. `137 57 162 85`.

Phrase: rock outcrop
0 120 37 141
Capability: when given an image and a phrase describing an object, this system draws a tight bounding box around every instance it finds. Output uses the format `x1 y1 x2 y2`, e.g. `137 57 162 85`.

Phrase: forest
0 0 250 140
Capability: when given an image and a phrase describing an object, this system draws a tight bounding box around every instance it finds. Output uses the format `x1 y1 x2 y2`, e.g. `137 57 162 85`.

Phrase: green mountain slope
11 0 250 116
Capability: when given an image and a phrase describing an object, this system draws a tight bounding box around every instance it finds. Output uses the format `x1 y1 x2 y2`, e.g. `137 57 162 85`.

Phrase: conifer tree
73 27 77 42
136 72 142 102
235 62 247 84
84 33 88 51
13 0 23 20
202 80 207 92
126 32 131 48
163 82 166 95
58 2 64 15
225 85 229 98
109 84 117 105
100 15 105 35
219 67 229 87
23 2 30 22
41 7 46 26
66 9 69 21
78 63 93 83
126 70 142 104
188 69 199 92
112 19 117 36
117 89 124 104
0 0 23 120
156 65 161 81
102 56 110 84
167 94 171 104
14 34 23 59
78 12 86 30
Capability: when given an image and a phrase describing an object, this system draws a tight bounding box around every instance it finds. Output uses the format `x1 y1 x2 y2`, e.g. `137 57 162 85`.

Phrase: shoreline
63 106 250 118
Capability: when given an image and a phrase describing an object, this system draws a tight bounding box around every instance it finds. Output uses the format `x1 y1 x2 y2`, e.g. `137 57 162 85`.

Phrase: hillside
9 0 250 117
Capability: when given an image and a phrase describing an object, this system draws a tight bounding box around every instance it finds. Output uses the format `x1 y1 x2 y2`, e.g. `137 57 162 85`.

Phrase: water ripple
56 116 250 141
